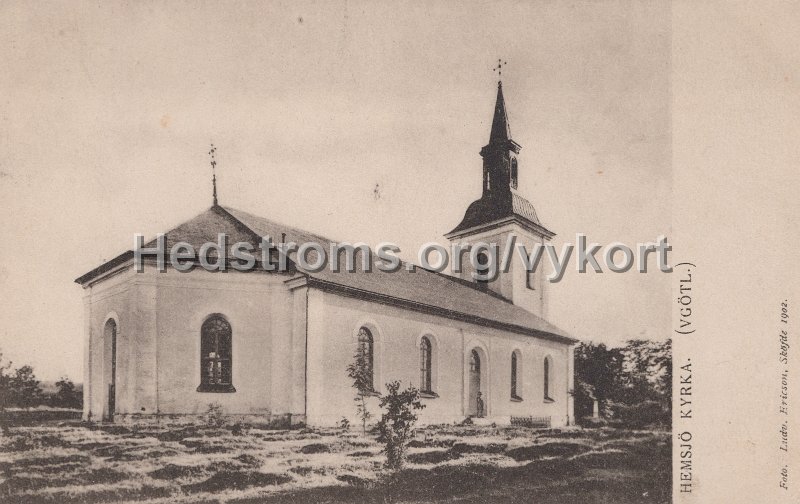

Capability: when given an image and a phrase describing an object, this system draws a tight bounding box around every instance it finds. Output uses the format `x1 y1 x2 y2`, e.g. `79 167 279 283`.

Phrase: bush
204 403 225 428
230 422 245 436
608 400 668 429
5 365 43 408
299 443 331 454
52 377 82 409
577 416 608 428
346 344 374 435
377 381 425 469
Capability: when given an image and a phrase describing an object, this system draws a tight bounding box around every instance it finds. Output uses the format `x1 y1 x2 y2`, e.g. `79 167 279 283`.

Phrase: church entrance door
467 349 484 417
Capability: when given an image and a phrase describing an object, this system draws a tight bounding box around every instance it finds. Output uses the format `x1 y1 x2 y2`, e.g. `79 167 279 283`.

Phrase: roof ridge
222 205 339 244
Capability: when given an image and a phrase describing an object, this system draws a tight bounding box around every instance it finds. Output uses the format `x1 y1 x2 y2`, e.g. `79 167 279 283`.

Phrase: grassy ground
0 419 670 504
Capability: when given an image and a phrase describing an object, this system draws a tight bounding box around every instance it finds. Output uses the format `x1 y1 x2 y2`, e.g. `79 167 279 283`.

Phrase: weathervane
209 143 218 206
493 58 507 82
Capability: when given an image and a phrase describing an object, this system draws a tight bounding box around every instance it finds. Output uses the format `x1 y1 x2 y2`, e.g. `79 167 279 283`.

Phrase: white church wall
304 288 329 426
82 267 136 421
152 269 288 416
448 223 549 319
268 280 297 420
132 279 158 416
83 267 571 426
288 283 309 424
305 289 573 427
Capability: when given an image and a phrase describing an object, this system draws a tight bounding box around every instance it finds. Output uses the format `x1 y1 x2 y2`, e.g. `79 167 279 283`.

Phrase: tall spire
489 81 511 143
447 71 553 242
209 143 218 207
489 59 511 143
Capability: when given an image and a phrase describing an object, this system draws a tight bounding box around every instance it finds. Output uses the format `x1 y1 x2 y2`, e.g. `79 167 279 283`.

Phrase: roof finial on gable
209 143 218 207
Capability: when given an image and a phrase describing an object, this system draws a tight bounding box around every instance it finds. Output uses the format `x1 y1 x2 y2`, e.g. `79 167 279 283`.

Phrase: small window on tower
526 268 535 290
510 158 518 189
476 252 489 289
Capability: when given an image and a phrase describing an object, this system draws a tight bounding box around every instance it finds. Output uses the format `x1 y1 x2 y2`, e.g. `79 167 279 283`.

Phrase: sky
0 1 671 381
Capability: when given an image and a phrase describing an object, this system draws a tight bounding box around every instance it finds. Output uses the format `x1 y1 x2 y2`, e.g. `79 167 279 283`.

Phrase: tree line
0 350 82 410
573 339 671 428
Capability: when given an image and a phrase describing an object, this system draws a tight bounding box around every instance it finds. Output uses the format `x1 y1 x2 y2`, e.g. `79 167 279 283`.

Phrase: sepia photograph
1 1 797 504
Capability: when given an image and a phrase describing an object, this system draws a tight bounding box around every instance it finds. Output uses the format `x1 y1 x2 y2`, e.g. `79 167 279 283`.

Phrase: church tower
445 81 555 318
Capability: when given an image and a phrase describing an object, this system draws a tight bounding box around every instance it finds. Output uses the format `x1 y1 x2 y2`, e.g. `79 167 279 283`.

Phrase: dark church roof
75 205 576 344
447 189 550 237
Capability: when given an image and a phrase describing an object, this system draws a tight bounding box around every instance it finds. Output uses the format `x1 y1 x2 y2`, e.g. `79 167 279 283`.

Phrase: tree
619 339 672 410
346 344 373 434
0 350 13 412
574 339 672 427
574 342 624 418
377 381 425 469
9 365 43 408
53 376 82 409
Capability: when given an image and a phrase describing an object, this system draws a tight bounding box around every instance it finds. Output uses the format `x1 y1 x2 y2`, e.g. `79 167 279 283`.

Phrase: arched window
104 319 118 419
420 336 433 393
511 350 522 400
510 158 518 189
358 327 374 391
543 355 553 401
199 315 235 392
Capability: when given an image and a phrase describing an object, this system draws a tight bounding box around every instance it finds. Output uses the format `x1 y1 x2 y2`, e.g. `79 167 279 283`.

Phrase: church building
76 81 578 427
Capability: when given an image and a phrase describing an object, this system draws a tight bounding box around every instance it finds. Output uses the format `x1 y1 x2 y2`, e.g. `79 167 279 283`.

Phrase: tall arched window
420 336 433 393
199 315 235 392
104 319 118 419
511 350 522 400
543 355 553 401
358 327 374 391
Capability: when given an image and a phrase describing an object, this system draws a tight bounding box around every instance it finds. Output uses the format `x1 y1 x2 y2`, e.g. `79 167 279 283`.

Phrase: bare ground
0 419 670 503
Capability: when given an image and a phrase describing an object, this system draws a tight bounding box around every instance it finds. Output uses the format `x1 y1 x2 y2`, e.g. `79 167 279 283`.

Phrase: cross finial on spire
209 143 218 207
493 58 507 82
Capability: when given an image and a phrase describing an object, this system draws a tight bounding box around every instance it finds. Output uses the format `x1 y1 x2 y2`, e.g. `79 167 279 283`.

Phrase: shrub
299 443 331 454
338 416 351 431
608 400 668 428
578 416 608 428
346 344 373 434
377 381 425 469
52 377 82 409
204 402 225 428
6 365 43 408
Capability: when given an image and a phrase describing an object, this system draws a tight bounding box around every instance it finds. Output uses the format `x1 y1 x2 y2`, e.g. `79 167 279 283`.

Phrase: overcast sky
0 1 671 381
